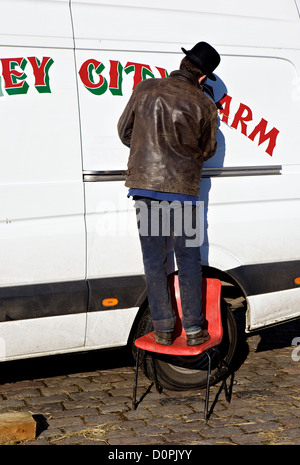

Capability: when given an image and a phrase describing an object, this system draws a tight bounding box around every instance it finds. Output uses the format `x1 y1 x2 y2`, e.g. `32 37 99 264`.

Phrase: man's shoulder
134 77 162 92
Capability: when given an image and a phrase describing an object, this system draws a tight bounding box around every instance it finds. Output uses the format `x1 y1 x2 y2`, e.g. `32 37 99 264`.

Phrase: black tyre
133 299 237 391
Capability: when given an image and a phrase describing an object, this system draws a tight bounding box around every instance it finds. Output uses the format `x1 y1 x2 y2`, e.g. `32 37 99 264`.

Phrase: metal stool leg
132 347 140 410
204 351 212 421
216 351 232 403
150 354 161 394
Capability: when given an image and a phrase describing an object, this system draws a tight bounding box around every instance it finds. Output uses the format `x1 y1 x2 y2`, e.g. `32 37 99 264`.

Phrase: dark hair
180 56 205 79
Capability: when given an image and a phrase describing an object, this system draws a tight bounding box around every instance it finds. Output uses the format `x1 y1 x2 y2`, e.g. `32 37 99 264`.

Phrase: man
118 42 220 346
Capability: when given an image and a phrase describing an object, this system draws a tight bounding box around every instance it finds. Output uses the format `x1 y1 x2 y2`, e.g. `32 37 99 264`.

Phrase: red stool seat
135 275 223 356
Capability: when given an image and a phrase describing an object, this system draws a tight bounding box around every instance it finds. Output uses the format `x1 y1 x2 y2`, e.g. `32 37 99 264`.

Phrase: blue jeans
134 197 204 333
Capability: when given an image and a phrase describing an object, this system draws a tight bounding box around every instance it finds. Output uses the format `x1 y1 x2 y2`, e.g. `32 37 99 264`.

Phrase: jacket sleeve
199 108 218 161
117 93 136 148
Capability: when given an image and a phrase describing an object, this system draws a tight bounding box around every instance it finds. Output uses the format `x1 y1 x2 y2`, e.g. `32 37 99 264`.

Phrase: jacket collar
169 69 202 90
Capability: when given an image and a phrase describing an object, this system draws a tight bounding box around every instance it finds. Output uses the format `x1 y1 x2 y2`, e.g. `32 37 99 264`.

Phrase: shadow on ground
0 310 299 386
0 346 134 385
215 308 300 377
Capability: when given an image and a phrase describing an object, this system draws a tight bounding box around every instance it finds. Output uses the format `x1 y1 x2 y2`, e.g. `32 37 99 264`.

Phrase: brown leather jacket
118 70 218 197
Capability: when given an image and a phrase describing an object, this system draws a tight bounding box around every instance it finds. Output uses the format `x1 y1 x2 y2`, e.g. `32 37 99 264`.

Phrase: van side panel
0 47 85 287
0 2 87 358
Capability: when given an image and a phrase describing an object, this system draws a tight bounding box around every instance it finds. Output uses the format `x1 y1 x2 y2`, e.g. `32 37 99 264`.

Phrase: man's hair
180 56 205 80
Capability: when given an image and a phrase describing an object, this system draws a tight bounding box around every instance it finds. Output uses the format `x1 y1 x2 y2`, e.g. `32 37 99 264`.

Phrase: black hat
181 41 220 81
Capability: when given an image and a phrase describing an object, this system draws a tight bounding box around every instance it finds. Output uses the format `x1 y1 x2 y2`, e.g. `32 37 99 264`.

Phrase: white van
0 0 299 389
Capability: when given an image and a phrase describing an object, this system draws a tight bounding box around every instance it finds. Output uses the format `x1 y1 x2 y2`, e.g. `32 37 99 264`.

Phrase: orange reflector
294 277 300 285
102 298 119 307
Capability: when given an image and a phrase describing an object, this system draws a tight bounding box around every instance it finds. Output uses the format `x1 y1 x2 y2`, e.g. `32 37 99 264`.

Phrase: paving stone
146 404 194 417
133 425 171 435
122 408 154 421
3 388 42 399
40 386 80 397
230 433 266 445
193 438 234 445
278 416 300 428
0 381 45 392
0 399 27 411
47 415 85 429
27 402 64 415
161 431 202 443
108 434 162 445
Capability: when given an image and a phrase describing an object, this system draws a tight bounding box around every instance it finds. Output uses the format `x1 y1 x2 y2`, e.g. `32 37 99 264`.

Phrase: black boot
153 330 173 345
186 329 210 346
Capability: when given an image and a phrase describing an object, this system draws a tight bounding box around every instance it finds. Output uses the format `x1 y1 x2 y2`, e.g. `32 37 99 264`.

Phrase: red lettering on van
109 60 123 96
78 59 168 95
231 103 253 136
218 94 232 124
248 118 279 156
0 56 54 95
1 57 29 95
156 67 169 78
27 57 54 94
78 59 108 95
217 93 279 156
124 62 155 89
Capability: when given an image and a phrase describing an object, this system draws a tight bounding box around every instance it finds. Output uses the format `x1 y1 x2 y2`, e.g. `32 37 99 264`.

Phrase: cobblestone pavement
0 310 299 446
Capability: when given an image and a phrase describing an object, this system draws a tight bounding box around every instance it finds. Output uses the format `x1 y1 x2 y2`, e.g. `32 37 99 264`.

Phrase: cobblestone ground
0 310 299 446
